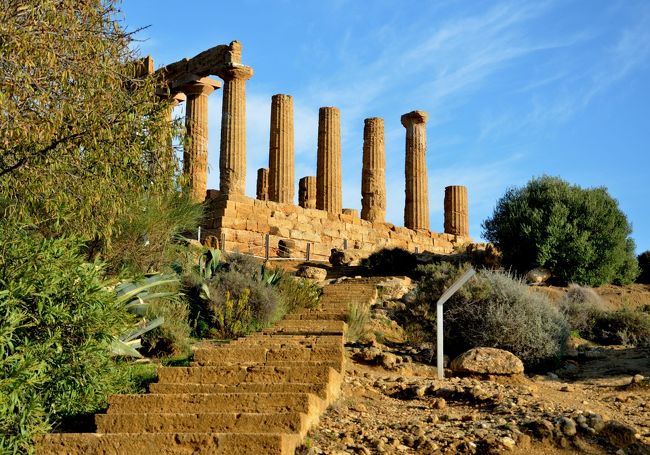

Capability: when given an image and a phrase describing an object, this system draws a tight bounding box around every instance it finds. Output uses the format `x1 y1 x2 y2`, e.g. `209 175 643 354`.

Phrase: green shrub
589 309 650 346
346 302 370 342
0 226 136 453
482 176 639 286
361 248 418 277
225 252 264 279
559 284 609 337
407 263 569 369
141 295 191 357
276 272 322 314
638 251 650 284
105 192 204 276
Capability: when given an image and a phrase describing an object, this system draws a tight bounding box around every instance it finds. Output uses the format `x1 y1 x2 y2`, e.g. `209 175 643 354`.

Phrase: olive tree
0 0 177 242
482 176 639 286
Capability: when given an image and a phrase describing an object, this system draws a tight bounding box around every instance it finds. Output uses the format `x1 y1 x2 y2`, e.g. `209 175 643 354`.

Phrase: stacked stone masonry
205 193 467 261
268 94 295 204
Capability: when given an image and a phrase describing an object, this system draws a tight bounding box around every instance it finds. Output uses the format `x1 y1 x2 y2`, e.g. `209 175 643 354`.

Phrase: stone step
36 432 299 455
106 392 319 415
157 365 340 385
283 312 347 321
188 359 344 372
95 412 309 436
193 345 344 364
263 320 347 336
149 382 332 402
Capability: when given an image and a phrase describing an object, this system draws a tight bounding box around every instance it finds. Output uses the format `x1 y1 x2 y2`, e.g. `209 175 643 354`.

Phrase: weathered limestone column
268 94 295 203
316 107 342 213
218 55 254 195
401 110 429 230
183 78 221 202
361 117 386 223
256 168 269 201
444 185 469 237
299 176 317 209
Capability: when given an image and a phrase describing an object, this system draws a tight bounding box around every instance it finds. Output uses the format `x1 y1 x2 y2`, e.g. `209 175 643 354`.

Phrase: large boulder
526 268 552 285
296 265 327 281
329 248 363 266
450 347 524 375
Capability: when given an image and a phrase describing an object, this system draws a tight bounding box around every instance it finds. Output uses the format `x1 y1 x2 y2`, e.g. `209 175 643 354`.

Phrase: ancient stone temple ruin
152 40 470 260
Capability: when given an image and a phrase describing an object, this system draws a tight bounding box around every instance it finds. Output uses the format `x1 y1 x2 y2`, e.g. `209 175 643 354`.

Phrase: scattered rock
601 421 638 448
379 352 399 370
526 268 552 285
558 417 577 437
450 347 524 376
376 277 413 301
329 248 363 266
296 265 328 281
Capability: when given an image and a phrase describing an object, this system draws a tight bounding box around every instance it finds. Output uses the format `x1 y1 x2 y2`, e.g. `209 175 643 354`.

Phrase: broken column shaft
183 79 220 202
268 94 295 203
401 110 429 230
361 117 386 223
444 185 469 237
299 176 317 209
256 168 269 201
316 107 342 214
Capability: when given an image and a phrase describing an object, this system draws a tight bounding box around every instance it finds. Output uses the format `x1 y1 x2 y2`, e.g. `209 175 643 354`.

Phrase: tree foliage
482 176 638 286
0 0 177 243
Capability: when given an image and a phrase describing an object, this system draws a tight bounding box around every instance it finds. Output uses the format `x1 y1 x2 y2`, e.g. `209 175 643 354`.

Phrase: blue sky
120 0 650 252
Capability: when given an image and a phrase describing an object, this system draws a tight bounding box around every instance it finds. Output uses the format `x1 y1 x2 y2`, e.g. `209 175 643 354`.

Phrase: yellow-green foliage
213 290 252 339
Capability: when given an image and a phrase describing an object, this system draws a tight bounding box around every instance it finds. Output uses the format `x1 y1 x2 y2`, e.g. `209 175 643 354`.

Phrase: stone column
218 64 254 195
316 107 342 213
361 117 386 223
299 176 317 209
444 185 469 237
268 94 295 203
401 110 429 230
183 78 220 202
256 168 269 201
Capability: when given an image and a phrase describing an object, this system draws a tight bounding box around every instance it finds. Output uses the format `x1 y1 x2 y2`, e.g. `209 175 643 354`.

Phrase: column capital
401 110 428 127
218 64 254 82
182 77 222 96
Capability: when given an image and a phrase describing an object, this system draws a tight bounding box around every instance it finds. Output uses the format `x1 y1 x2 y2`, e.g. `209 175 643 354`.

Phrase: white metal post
432 268 476 379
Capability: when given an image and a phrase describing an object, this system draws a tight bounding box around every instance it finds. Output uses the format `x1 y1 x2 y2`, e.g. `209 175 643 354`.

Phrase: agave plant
110 274 178 358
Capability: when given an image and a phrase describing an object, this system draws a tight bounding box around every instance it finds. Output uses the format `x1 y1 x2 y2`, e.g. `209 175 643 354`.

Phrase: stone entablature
204 193 467 261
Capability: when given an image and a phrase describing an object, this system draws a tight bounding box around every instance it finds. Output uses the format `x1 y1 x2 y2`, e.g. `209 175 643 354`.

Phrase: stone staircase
36 278 379 455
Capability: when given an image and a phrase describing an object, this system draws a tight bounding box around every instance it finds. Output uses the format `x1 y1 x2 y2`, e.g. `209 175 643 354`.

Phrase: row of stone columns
167 42 468 236
252 102 468 236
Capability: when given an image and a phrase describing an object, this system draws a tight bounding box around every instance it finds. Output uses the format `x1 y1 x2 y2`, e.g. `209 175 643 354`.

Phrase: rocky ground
296 342 649 455
291 274 650 455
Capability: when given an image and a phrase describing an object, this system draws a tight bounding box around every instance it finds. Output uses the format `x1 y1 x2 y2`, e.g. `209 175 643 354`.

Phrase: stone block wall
204 193 468 261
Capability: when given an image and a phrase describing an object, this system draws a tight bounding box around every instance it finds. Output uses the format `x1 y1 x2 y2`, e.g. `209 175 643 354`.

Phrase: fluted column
268 94 295 203
444 185 469 237
401 110 429 230
316 107 342 213
361 117 386 223
299 176 317 209
218 64 254 195
183 79 220 202
256 168 269 201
